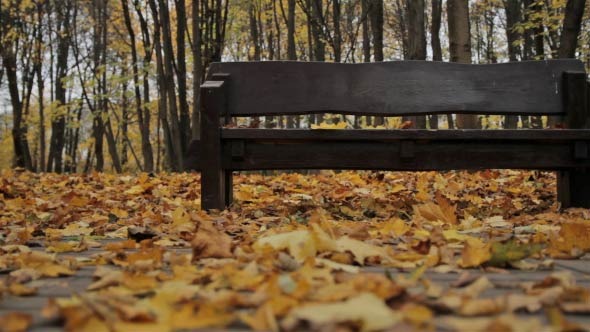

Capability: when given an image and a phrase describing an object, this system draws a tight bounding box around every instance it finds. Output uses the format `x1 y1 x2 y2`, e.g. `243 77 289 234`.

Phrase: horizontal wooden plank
221 128 590 141
207 60 585 116
221 140 590 171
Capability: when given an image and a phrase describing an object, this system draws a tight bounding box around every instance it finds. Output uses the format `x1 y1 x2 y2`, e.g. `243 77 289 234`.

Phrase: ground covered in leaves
1 169 590 331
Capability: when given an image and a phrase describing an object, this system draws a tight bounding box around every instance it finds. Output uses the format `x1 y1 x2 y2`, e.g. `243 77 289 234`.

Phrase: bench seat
187 129 590 171
222 128 590 141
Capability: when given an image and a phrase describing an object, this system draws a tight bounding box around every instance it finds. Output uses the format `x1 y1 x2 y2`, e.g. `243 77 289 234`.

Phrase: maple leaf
413 194 457 225
458 237 492 268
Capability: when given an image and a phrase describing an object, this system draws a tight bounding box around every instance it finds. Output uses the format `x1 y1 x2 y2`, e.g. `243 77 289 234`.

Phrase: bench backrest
207 59 585 117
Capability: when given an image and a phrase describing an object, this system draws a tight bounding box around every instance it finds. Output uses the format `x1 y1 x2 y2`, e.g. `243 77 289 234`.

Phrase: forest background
0 0 588 173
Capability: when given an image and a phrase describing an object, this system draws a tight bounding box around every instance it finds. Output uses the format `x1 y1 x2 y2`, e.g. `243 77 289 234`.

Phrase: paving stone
555 260 590 275
32 278 93 297
0 296 48 310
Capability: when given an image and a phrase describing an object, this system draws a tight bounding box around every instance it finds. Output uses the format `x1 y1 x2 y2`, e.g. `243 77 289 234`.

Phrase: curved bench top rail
206 60 585 117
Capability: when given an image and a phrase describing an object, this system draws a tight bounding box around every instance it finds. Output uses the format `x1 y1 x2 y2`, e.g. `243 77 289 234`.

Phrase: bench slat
208 60 584 117
221 128 590 141
223 140 590 171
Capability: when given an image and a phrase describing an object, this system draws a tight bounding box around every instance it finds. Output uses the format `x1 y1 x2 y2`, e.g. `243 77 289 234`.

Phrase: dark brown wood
208 60 584 117
197 62 590 210
221 140 590 171
210 73 234 206
200 81 230 210
558 71 590 208
221 128 590 141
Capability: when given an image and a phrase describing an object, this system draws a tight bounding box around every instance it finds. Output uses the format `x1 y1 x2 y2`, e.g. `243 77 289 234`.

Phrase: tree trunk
3 52 33 170
122 0 154 171
286 0 296 60
176 0 191 153
503 0 521 62
273 0 281 60
370 0 384 126
310 0 325 61
408 0 426 60
430 0 443 129
559 0 586 58
47 1 72 172
361 0 371 62
249 1 261 60
407 0 427 128
36 2 46 171
369 0 384 62
282 0 296 128
431 0 442 61
156 0 185 171
504 0 521 129
192 0 203 141
148 0 176 170
447 0 478 129
333 0 341 62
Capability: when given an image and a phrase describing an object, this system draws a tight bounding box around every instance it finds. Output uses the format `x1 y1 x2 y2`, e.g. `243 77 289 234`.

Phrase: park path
1 242 590 331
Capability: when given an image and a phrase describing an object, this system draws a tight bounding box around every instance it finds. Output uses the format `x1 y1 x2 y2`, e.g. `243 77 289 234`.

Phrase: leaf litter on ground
1 169 590 331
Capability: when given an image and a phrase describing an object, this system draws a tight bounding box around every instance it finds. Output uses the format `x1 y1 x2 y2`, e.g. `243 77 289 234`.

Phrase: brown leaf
192 218 233 260
0 312 32 332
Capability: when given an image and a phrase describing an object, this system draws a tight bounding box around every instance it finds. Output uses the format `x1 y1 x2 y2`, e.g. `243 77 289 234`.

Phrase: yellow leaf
310 122 347 129
171 304 235 330
379 218 410 237
282 292 401 331
8 283 37 296
0 312 32 332
443 229 471 242
402 304 433 327
413 195 457 225
254 230 316 262
335 236 391 265
239 304 279 332
125 185 147 195
550 221 590 254
459 238 492 268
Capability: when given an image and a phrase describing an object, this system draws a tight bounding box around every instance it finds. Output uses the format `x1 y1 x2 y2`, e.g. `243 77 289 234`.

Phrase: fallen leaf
458 237 491 268
282 292 401 331
0 312 32 332
192 218 233 260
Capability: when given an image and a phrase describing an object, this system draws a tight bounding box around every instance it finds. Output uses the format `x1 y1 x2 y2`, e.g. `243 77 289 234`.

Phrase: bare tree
407 0 427 128
121 0 154 171
447 0 478 129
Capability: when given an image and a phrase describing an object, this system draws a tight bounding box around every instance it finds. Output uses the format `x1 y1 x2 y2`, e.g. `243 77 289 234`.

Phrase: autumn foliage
1 169 590 330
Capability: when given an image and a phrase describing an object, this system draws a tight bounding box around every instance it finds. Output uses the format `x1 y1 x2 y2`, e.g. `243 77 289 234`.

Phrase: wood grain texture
221 128 590 141
222 140 590 171
558 71 590 208
199 82 229 210
207 60 584 116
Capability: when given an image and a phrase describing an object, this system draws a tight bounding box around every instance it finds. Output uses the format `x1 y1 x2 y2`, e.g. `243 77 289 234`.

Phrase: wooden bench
187 60 590 211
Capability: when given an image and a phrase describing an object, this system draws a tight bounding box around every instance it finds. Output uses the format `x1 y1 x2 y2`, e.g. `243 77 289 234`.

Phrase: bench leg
557 170 590 209
201 166 228 211
225 171 233 207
